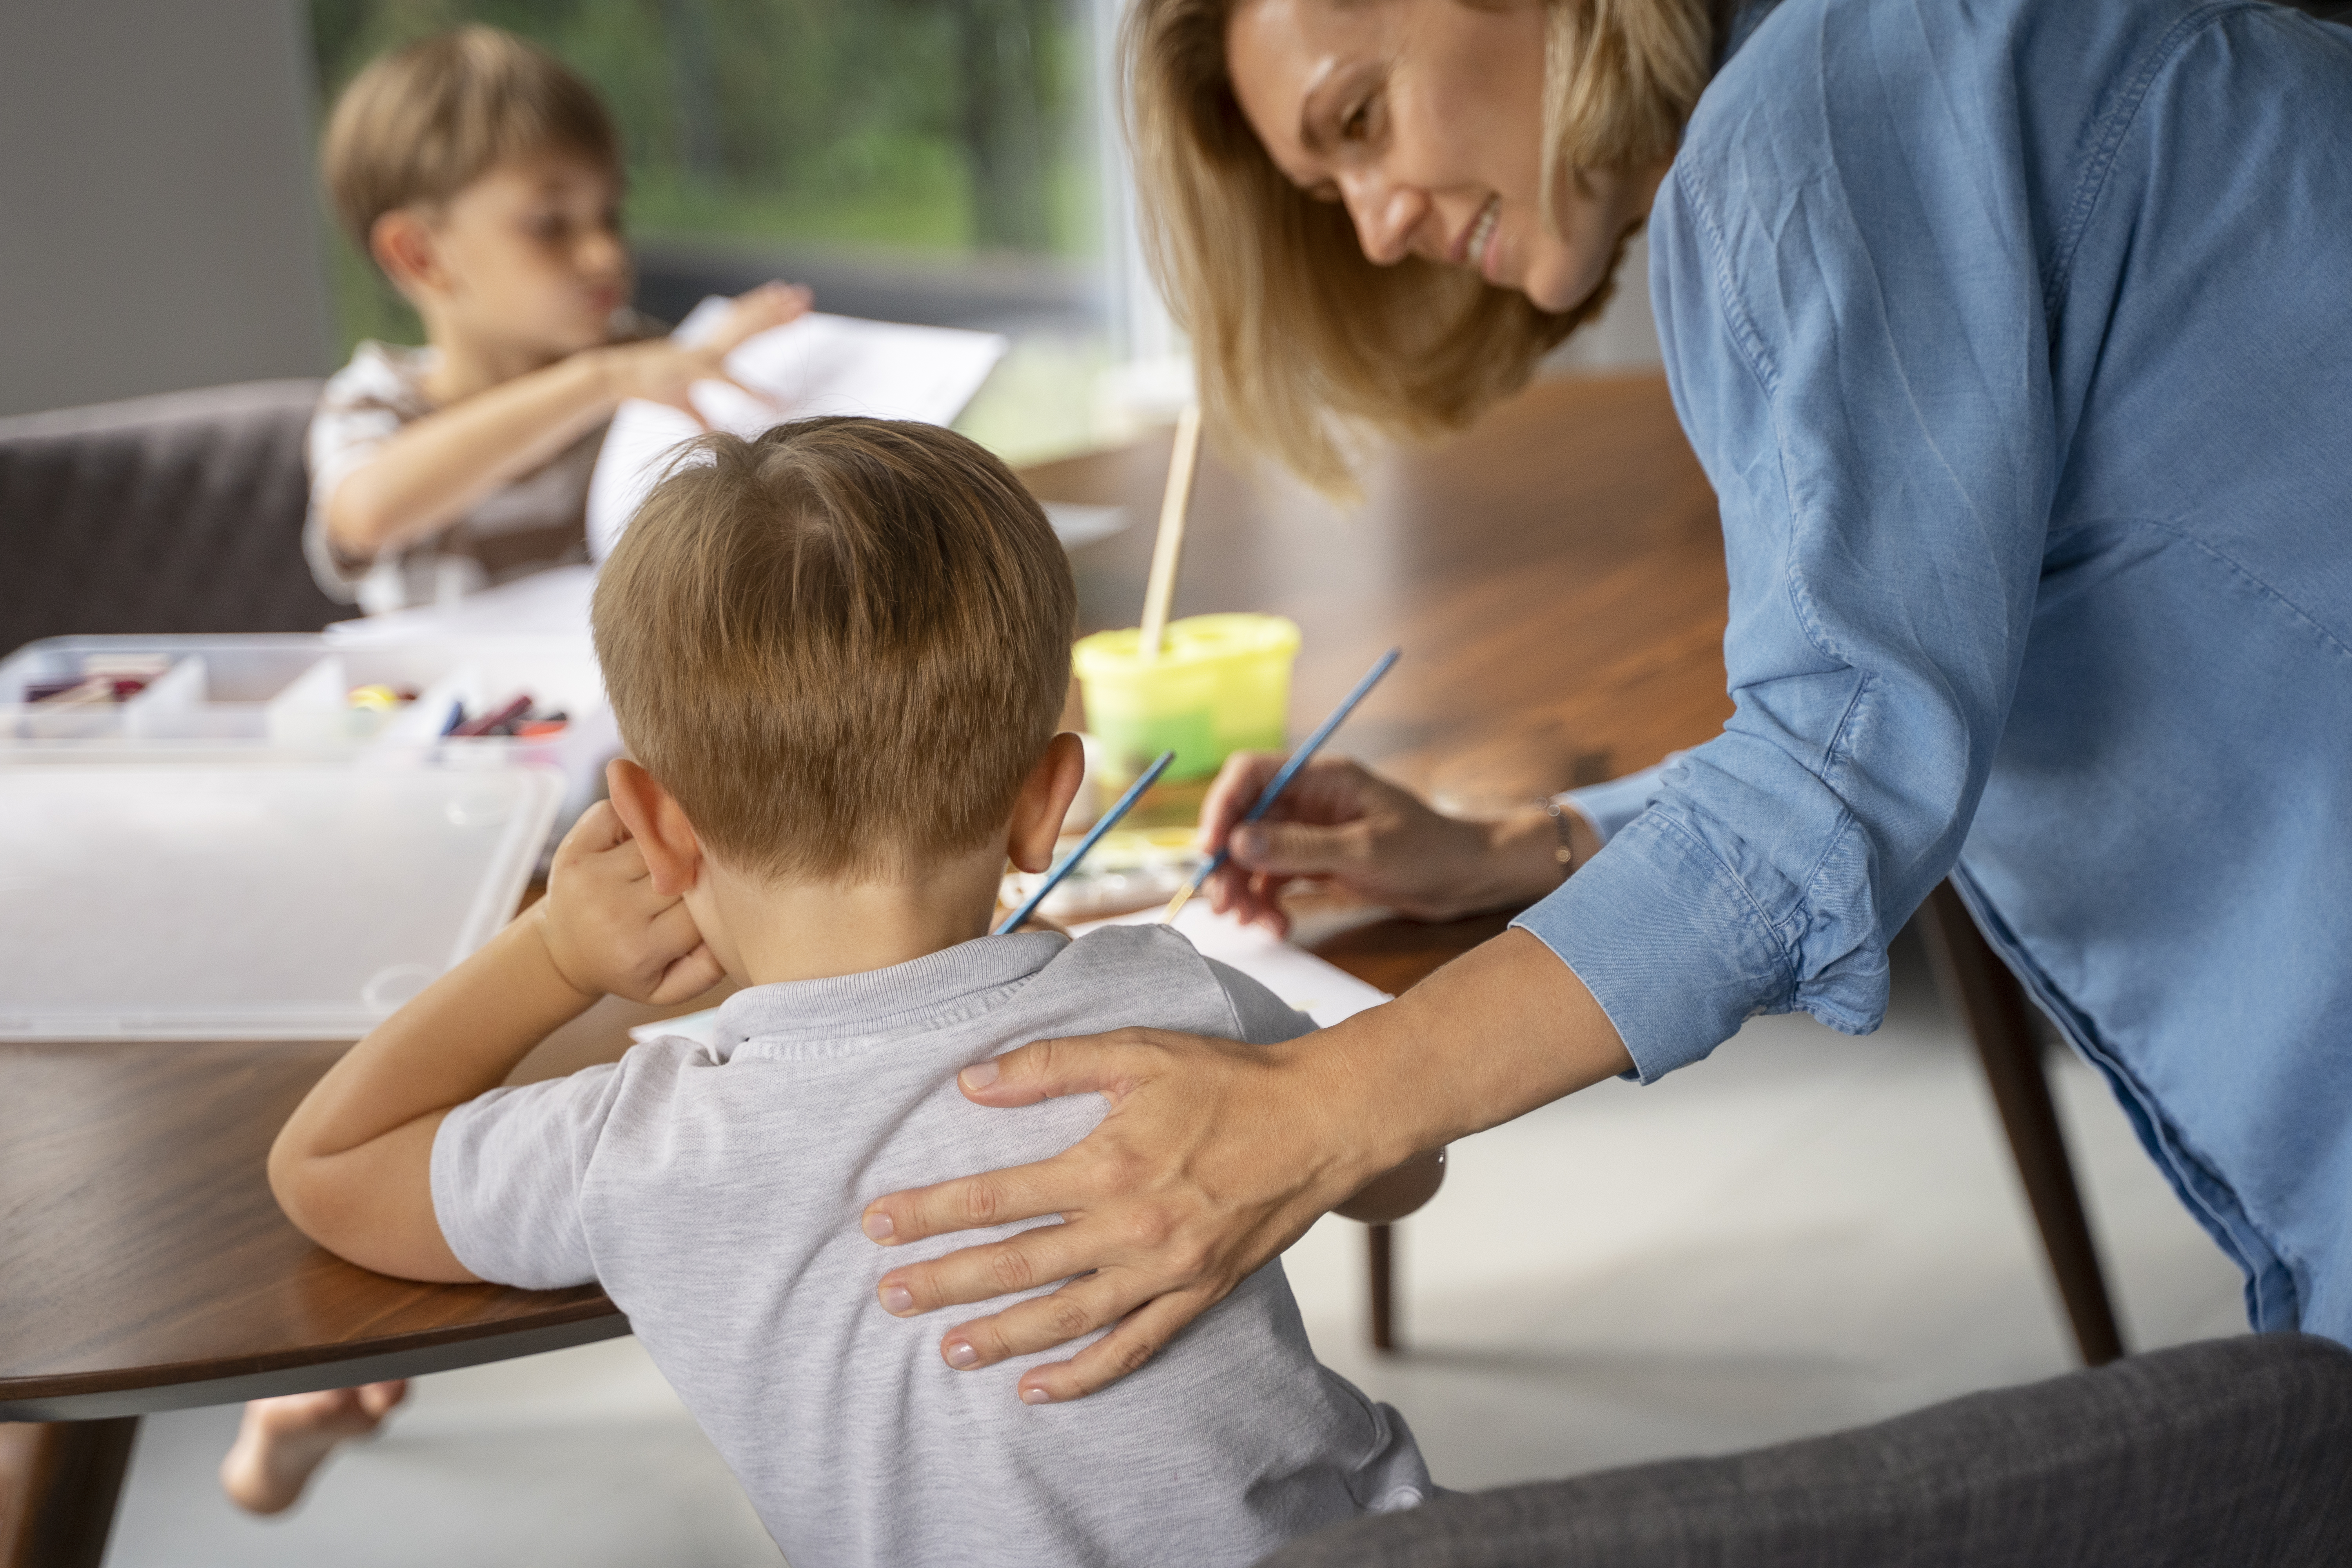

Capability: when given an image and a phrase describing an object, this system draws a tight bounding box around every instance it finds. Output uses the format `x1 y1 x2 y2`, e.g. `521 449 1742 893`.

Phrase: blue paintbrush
1163 646 1401 922
995 748 1177 935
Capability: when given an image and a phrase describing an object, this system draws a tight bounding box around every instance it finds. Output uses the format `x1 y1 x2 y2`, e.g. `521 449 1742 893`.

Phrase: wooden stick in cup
1138 403 1203 661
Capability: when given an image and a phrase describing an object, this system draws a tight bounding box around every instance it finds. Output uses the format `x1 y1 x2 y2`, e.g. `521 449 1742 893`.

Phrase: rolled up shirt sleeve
1516 52 2055 1081
1561 759 1674 846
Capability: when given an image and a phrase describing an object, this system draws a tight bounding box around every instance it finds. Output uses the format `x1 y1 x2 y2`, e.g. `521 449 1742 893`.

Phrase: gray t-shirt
432 925 1429 1566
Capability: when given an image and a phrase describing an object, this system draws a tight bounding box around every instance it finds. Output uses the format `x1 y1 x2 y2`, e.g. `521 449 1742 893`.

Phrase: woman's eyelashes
1338 77 1389 150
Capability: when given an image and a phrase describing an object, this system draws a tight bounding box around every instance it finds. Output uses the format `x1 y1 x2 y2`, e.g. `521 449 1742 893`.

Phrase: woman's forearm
324 352 620 560
1304 926 1632 1180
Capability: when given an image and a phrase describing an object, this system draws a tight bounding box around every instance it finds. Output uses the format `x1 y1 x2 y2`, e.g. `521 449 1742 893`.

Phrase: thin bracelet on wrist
1540 797 1577 884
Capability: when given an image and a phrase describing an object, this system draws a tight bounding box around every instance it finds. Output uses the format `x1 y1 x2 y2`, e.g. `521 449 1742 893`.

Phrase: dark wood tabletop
0 370 1730 1428
0 1040 623 1423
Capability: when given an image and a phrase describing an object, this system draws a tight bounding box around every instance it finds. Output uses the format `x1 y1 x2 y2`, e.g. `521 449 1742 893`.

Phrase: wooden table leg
0 1419 140 1568
1917 881 2126 1367
1368 1223 1398 1353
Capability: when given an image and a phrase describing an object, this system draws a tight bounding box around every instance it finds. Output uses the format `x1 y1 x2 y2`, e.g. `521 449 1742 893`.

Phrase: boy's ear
1006 733 1088 876
369 208 441 301
606 758 704 897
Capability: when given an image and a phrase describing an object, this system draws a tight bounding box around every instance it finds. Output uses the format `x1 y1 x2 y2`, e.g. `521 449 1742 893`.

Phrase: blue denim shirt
1515 0 2352 1339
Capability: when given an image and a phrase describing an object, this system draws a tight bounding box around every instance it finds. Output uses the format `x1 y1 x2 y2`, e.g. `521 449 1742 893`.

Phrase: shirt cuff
1510 807 1796 1083
1558 754 1691 846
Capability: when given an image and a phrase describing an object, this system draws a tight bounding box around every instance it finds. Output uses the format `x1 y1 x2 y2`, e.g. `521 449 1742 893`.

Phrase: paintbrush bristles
1139 404 1203 661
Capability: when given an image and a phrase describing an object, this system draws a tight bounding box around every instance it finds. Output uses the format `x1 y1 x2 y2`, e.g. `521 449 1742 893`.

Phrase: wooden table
0 373 1731 1567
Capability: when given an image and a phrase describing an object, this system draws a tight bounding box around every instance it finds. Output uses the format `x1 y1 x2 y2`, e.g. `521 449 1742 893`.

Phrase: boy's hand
702 281 814 354
598 281 812 424
538 802 725 1005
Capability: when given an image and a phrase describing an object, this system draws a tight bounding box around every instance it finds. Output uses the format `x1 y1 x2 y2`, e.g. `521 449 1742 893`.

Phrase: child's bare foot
219 1381 408 1514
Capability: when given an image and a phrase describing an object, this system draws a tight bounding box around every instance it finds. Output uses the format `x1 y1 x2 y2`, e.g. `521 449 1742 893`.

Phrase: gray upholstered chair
0 379 337 656
1262 1334 2352 1567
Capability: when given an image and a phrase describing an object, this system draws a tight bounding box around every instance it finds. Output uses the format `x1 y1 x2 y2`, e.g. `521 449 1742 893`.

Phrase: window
310 0 1118 462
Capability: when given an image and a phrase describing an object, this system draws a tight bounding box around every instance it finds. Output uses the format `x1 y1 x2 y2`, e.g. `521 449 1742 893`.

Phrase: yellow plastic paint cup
1073 613 1301 785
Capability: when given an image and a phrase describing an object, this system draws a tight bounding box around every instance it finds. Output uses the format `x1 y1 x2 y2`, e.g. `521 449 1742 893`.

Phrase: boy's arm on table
269 802 724 1281
325 283 809 562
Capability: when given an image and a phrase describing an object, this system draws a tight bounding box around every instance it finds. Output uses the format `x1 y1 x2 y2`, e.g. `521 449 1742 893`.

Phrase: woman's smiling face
1224 0 1662 314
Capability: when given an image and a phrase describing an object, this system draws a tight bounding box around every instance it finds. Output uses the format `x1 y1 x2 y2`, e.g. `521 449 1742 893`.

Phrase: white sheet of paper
1075 904 1392 1029
586 300 1009 560
324 563 600 644
626 907 1389 1051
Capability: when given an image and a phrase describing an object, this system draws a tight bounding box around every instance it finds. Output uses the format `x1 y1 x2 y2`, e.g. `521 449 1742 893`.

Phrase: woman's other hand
1196 753 1588 934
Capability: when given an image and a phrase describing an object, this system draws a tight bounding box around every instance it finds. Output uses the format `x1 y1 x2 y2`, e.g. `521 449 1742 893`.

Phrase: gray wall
0 2 330 418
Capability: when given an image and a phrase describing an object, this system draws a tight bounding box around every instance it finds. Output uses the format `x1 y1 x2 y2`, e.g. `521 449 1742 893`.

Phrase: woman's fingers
929 1266 1178 1382
957 1029 1167 1109
878 1219 1095 1325
1018 1289 1211 1403
1242 870 1294 936
863 1151 1074 1253
1196 751 1286 853
1228 815 1375 878
1205 858 1290 933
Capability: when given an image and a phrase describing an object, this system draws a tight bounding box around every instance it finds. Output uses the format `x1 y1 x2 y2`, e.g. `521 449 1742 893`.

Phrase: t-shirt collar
707 930 1069 1058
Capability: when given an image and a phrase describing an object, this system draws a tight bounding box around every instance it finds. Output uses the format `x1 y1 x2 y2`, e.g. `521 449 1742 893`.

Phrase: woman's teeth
1467 200 1500 271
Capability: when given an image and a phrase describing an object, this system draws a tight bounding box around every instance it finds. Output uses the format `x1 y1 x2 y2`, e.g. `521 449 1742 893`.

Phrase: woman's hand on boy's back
538 801 724 1006
595 281 813 424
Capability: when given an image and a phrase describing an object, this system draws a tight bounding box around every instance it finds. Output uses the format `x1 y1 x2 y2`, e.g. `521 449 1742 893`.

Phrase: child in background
265 418 1442 1564
218 27 804 1515
303 25 807 615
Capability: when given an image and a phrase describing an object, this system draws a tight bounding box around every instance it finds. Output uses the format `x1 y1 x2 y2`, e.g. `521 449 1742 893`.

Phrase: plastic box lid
0 764 561 1041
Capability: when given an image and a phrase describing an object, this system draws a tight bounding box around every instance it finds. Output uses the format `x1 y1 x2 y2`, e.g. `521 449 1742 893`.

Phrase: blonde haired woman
864 0 2352 1557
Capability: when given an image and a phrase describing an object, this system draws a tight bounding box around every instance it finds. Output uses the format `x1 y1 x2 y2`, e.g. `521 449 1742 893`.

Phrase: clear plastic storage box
0 630 608 1041
0 764 561 1040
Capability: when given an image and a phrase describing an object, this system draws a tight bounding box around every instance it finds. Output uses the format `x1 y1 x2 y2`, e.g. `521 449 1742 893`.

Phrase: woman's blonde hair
1124 0 1711 492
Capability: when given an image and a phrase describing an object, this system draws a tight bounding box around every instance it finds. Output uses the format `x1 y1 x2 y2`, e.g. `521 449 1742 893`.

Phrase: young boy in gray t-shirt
267 416 1438 1566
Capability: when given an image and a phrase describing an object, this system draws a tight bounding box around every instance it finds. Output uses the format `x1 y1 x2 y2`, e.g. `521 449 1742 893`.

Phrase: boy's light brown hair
321 25 621 252
593 418 1076 882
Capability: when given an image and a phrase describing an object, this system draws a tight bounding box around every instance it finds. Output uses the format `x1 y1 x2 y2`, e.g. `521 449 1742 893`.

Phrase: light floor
104 939 2245 1566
